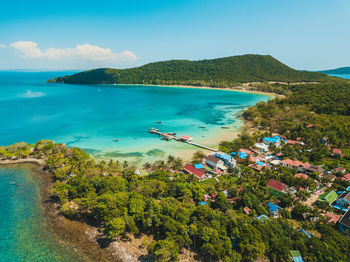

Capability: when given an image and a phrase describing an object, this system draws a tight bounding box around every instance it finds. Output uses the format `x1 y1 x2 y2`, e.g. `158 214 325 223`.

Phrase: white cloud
0 44 6 48
10 41 137 64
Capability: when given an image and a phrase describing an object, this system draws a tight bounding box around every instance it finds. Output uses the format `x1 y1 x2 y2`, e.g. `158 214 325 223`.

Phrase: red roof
267 179 288 192
183 164 204 179
322 213 341 224
239 148 254 155
281 159 310 168
333 148 342 155
341 173 350 182
336 167 346 173
306 124 314 128
243 206 251 214
179 135 193 140
295 173 309 179
286 140 300 145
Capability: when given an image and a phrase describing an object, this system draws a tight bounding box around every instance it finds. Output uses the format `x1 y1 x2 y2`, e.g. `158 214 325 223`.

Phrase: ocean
327 73 350 79
0 165 84 262
0 71 269 164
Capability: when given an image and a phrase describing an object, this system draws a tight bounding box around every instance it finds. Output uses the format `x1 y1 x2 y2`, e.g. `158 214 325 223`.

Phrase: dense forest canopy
48 54 329 86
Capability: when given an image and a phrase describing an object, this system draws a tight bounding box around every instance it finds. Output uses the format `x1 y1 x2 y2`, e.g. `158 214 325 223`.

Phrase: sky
0 0 349 70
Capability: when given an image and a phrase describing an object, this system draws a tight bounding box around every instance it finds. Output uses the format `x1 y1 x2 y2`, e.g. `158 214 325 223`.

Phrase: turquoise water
328 73 350 79
0 71 269 163
0 166 83 262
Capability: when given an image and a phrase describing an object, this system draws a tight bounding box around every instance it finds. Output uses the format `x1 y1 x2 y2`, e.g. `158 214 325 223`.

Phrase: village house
268 202 282 218
214 152 236 168
243 206 251 215
338 210 350 233
333 192 350 211
335 167 347 174
280 159 311 172
321 213 341 224
178 135 193 142
205 155 228 171
305 165 324 175
332 148 344 157
341 173 350 182
263 136 282 147
295 173 309 179
183 164 206 181
267 179 288 195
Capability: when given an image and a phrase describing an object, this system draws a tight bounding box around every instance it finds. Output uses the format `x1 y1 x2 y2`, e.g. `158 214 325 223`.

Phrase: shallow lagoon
0 71 269 163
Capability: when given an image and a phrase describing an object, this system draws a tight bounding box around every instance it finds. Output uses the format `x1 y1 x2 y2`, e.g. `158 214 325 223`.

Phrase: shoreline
114 83 283 98
0 162 124 262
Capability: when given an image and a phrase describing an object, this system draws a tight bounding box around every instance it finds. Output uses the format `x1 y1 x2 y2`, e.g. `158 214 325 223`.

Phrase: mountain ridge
48 54 328 86
319 67 350 75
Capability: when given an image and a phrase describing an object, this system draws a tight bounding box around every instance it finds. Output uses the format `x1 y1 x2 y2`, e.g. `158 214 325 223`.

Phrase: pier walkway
149 128 218 152
184 141 218 152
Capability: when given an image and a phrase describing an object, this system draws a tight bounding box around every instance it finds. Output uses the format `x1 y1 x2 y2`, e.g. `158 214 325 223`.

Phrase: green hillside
48 54 328 86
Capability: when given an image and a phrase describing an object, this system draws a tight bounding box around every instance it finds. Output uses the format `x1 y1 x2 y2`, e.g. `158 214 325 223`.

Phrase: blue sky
0 0 349 70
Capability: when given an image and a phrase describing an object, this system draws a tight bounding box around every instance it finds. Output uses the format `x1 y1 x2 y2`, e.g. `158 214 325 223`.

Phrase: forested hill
319 67 350 75
48 55 328 86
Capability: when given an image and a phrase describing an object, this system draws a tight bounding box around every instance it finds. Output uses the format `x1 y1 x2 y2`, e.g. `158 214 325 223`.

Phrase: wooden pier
185 141 218 152
149 128 218 152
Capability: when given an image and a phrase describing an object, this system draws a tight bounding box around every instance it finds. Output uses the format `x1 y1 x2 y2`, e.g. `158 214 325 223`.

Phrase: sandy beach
115 83 283 98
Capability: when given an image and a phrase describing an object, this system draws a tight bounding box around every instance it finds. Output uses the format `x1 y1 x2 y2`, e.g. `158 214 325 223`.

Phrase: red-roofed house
295 173 309 179
280 159 310 172
267 179 288 194
341 173 350 182
243 206 251 215
183 164 206 181
179 135 193 142
239 149 255 155
306 124 314 128
333 148 344 157
286 140 301 145
335 167 346 174
322 213 341 224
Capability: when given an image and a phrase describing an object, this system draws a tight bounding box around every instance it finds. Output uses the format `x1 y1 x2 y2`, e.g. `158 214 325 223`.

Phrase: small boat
10 182 20 186
155 121 162 124
113 139 119 142
221 126 230 129
199 126 206 128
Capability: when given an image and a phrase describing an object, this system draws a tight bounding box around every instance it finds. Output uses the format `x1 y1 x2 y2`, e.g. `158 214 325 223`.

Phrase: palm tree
167 155 175 166
143 162 152 171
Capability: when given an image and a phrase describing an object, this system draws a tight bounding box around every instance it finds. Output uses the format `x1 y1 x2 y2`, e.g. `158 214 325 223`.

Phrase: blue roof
200 201 207 205
268 202 279 212
263 136 279 143
256 161 265 166
346 186 350 191
292 257 304 262
237 151 247 159
194 163 204 169
297 229 313 239
230 152 236 155
215 152 233 162
257 214 269 222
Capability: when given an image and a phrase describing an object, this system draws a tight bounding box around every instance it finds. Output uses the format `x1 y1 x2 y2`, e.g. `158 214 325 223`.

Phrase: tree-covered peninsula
48 54 329 86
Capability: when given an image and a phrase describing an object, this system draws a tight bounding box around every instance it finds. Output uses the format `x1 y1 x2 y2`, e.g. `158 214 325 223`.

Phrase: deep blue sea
0 165 84 262
0 71 269 163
